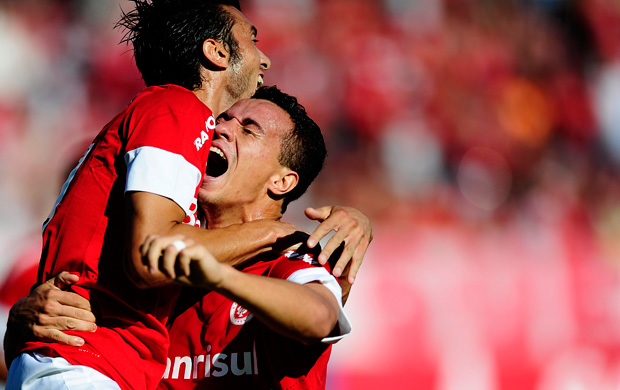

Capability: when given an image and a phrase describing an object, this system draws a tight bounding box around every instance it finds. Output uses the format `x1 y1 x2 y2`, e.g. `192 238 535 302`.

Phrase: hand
8 272 97 347
142 235 224 288
305 206 373 284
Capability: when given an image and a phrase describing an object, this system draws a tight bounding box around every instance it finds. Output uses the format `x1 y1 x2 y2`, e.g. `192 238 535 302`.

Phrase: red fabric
160 247 334 390
21 85 214 390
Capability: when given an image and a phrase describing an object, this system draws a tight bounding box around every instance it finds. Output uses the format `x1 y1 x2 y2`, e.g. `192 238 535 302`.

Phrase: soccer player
9 86 359 389
4 2 370 390
155 85 350 389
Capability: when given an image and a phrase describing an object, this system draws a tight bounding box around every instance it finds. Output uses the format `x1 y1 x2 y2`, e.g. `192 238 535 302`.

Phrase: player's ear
269 169 298 196
202 39 230 69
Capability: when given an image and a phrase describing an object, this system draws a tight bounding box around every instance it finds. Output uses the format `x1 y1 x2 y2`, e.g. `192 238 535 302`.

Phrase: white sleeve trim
125 146 202 216
287 268 353 344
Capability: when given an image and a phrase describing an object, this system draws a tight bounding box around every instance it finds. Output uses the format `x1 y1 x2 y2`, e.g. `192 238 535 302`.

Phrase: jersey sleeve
269 247 353 344
123 86 215 217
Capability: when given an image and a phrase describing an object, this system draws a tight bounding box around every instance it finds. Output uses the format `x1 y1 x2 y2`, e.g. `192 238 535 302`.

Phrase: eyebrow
219 111 264 133
242 117 264 133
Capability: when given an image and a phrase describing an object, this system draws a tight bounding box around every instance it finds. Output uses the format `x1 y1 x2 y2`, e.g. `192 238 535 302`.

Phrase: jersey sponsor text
163 343 259 380
194 116 216 151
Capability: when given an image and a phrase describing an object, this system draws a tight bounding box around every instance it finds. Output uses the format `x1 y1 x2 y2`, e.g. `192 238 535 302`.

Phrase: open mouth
206 146 228 178
257 74 264 88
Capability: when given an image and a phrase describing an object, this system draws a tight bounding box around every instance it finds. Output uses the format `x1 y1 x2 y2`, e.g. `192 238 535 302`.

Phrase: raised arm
146 235 341 344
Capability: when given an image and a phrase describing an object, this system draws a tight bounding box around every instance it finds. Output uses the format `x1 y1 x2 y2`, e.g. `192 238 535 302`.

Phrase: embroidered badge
230 302 253 325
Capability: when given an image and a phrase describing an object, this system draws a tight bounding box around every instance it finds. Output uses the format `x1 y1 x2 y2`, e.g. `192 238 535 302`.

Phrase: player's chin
201 170 230 193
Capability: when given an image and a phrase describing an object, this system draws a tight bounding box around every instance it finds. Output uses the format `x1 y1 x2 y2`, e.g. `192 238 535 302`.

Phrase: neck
203 201 284 229
192 68 236 116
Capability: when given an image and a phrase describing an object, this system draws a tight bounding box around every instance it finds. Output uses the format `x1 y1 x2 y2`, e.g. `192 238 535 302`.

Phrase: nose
214 120 235 142
259 49 271 71
213 118 242 142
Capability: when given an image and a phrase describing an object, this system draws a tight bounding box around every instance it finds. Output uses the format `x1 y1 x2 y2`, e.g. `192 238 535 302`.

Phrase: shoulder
281 243 323 267
131 85 211 114
268 242 328 280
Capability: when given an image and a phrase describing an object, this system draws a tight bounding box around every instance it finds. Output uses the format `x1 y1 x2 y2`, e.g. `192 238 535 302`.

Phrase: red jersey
21 85 215 390
159 245 352 390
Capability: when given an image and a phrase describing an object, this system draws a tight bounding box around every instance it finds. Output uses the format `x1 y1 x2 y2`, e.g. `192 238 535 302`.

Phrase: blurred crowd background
1 0 620 389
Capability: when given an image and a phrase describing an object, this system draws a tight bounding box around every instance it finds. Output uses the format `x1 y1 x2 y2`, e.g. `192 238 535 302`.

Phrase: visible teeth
210 146 226 160
257 75 264 87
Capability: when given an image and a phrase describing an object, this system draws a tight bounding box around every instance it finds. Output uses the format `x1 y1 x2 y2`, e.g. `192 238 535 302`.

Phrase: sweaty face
199 99 293 210
225 7 271 101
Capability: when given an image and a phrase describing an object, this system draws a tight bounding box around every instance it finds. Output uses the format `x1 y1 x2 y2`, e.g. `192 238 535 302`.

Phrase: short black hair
117 0 241 89
251 86 327 213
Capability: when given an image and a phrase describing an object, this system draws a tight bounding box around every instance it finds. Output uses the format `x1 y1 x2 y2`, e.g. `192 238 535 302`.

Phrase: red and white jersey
21 85 215 390
159 246 352 390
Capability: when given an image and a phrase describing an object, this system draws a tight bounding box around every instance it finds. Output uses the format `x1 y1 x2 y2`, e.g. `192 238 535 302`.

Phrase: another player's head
200 86 326 222
252 86 326 213
118 0 269 101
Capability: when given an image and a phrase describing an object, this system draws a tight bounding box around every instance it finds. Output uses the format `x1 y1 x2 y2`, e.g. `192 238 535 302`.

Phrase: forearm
207 266 339 344
170 222 280 267
148 235 341 344
131 223 293 288
126 193 298 288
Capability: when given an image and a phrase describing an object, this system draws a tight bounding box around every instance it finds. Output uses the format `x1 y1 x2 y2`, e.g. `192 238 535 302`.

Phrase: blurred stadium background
1 0 620 389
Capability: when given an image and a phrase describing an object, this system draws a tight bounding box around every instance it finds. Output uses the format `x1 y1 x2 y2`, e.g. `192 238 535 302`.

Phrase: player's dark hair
117 0 242 89
252 86 327 213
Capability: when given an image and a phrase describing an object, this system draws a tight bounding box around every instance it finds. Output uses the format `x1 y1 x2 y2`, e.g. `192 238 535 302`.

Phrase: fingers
305 207 333 248
141 235 202 281
171 244 222 288
337 263 353 306
37 308 97 333
306 205 373 284
42 289 96 323
31 326 86 347
315 208 362 266
165 239 197 279
51 287 92 312
34 289 97 333
50 271 80 290
30 275 97 326
141 234 186 276
304 206 331 221
175 247 193 279
317 229 347 266
141 234 161 274
334 236 370 284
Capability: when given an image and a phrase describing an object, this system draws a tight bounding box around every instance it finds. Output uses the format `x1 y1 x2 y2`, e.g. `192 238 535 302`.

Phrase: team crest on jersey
230 302 253 325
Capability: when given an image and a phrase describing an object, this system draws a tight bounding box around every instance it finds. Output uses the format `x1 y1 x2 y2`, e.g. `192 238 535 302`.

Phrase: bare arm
148 235 340 344
125 192 298 288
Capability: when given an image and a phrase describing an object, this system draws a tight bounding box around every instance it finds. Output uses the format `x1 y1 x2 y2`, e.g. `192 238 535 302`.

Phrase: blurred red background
1 0 620 389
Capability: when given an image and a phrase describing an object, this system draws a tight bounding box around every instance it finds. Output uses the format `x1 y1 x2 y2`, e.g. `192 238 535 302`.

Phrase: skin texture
199 99 298 221
193 6 270 116
223 8 270 103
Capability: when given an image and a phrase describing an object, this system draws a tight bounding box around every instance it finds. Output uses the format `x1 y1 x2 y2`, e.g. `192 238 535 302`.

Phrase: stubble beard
226 55 254 103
